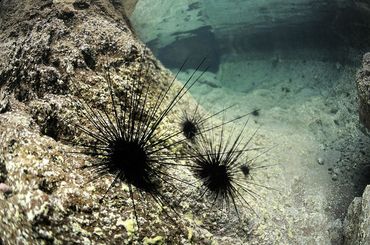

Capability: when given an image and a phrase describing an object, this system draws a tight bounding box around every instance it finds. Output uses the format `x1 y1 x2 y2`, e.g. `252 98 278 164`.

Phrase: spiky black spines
186 122 262 217
180 104 239 142
180 104 203 141
74 60 208 222
75 80 164 216
181 116 199 141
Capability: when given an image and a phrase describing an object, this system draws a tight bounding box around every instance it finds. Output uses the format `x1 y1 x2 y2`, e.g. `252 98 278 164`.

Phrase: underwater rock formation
344 186 370 244
357 52 370 131
1 0 370 244
0 0 261 244
0 0 210 244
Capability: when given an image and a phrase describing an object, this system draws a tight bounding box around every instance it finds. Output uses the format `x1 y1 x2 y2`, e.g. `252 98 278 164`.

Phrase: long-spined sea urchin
179 103 235 142
73 60 207 222
185 120 267 217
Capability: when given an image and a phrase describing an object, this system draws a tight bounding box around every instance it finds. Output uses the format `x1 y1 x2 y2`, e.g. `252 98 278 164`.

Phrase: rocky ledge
344 186 370 244
357 52 370 131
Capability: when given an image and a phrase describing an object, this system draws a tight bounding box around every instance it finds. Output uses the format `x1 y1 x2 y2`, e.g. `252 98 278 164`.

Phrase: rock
0 156 7 183
357 53 370 130
0 1 208 244
344 185 370 244
331 174 338 181
143 236 164 245
121 0 138 16
328 219 343 244
73 0 90 10
0 183 12 194
317 157 324 165
0 88 9 113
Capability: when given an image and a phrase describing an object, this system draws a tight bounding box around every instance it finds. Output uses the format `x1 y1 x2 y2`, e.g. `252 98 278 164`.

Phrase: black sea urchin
179 104 235 142
74 61 207 220
187 122 263 217
180 105 202 141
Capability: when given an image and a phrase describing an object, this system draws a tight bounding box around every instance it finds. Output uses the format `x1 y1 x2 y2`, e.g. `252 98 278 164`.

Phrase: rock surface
0 0 212 244
357 52 370 131
344 185 370 245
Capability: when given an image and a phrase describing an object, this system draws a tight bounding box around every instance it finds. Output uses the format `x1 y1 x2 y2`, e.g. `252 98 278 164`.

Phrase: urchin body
181 119 199 140
194 161 233 199
78 82 174 199
187 126 260 215
75 61 208 221
107 138 155 191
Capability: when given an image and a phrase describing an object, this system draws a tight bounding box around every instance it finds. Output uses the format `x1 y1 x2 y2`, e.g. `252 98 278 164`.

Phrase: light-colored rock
344 186 370 245
0 0 201 244
0 183 12 194
357 53 370 131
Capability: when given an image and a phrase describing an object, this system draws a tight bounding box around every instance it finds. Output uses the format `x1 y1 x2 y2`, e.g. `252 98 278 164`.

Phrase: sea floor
175 53 370 243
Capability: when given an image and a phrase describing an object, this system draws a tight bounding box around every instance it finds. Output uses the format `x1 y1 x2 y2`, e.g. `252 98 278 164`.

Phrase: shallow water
130 0 370 243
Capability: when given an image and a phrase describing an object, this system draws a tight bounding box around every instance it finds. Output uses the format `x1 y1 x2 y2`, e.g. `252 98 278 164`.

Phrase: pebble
332 174 338 181
317 158 324 165
0 183 12 193
333 168 340 175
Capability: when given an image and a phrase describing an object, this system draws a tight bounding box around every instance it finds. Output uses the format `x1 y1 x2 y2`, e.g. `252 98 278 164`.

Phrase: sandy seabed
175 53 370 243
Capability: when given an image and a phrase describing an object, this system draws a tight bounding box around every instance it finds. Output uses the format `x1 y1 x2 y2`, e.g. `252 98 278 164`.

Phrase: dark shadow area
148 26 220 72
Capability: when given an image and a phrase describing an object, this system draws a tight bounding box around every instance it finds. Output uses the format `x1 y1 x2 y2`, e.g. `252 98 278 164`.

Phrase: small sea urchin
179 104 234 142
180 105 202 141
179 104 255 144
186 121 264 217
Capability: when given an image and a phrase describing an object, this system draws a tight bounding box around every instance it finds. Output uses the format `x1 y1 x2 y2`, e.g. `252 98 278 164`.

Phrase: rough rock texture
0 1 257 244
1 0 368 244
0 0 207 244
357 52 370 130
344 186 370 245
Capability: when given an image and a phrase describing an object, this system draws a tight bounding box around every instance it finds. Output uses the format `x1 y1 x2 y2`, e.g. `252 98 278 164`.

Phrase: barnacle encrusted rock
0 0 252 244
0 0 206 244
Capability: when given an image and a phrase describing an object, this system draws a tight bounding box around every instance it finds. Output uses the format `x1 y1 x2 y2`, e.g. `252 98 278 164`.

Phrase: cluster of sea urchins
74 61 266 223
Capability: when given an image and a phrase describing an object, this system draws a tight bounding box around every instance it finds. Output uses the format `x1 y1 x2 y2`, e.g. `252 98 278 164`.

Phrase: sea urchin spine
73 60 208 221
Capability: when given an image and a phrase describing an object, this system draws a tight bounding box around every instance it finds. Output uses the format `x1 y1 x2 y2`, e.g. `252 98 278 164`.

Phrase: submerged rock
0 0 200 244
357 52 370 131
0 1 246 244
344 185 370 245
0 88 9 113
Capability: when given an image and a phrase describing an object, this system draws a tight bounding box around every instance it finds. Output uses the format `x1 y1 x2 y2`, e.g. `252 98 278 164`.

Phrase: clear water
130 1 370 243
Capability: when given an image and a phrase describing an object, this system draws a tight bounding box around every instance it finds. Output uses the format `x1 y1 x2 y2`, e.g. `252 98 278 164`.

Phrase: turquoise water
130 1 370 243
